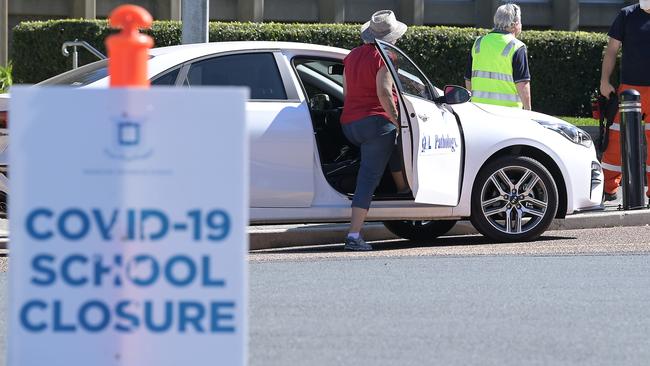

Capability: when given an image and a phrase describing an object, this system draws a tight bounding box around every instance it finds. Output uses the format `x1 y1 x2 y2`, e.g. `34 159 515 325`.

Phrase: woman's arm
376 66 399 127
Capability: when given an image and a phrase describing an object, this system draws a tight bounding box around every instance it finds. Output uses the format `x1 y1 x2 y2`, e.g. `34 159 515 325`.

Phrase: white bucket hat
360 10 408 43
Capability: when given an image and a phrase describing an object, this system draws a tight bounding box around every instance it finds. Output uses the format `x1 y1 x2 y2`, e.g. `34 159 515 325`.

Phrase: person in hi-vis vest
465 3 531 110
599 1 650 202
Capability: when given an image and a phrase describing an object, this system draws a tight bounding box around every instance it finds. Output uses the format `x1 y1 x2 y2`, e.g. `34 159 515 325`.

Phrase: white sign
8 87 249 366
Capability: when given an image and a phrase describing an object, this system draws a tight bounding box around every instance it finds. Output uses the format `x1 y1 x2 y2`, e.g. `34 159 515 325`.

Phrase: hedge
12 20 611 116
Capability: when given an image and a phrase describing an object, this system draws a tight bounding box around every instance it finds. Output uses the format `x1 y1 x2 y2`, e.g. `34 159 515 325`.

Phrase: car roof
142 41 350 83
149 41 349 60
39 41 351 88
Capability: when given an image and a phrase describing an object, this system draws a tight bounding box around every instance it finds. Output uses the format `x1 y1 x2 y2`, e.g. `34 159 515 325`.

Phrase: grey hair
493 3 521 32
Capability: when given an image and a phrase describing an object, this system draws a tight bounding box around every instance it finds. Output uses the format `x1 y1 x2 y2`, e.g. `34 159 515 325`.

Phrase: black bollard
618 89 647 210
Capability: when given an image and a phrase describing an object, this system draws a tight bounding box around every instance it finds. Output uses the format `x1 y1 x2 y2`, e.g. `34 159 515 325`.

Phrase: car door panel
248 101 315 207
402 95 462 205
375 40 463 206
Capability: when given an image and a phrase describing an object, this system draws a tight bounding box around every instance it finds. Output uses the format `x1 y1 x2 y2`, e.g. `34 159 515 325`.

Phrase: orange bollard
106 5 154 88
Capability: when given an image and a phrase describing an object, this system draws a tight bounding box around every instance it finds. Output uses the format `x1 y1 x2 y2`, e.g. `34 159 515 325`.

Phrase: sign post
8 5 248 366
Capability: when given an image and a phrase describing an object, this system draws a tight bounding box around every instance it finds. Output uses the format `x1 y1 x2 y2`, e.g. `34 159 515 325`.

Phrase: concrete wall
346 0 397 22
265 0 318 22
210 0 237 20
580 2 626 28
1 0 638 66
5 0 634 27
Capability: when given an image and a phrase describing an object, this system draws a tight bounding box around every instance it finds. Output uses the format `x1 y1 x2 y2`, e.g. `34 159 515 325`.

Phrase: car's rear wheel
470 156 558 242
383 220 457 241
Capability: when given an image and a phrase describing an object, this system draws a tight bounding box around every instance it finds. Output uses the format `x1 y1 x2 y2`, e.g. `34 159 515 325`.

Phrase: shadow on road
252 234 577 254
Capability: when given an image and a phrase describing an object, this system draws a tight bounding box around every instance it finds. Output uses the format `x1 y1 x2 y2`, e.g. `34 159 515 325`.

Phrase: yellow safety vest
470 32 525 108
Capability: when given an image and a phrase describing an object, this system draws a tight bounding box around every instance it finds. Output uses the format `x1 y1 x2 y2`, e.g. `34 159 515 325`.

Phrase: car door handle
418 114 429 122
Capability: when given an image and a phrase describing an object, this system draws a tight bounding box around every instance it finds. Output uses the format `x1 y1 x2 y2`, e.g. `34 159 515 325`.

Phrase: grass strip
557 116 599 126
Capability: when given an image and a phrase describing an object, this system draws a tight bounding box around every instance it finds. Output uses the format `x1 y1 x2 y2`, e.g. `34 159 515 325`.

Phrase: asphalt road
247 226 650 366
1 226 650 365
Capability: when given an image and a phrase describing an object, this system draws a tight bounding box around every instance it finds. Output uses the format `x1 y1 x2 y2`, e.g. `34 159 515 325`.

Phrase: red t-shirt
341 44 395 124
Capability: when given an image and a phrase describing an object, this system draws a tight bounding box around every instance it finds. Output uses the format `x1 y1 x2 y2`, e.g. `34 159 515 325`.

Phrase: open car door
375 40 463 205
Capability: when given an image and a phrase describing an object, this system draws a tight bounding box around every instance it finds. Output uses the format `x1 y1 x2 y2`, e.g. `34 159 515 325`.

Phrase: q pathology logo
104 113 153 161
421 134 458 154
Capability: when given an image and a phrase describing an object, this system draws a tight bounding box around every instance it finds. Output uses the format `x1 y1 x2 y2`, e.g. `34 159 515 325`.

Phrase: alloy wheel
480 165 549 235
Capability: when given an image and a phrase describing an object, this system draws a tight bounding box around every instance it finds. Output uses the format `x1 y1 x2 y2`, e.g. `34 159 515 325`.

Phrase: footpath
250 194 650 250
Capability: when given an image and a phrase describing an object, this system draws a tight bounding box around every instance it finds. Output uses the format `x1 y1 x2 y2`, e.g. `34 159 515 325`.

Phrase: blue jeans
342 115 402 209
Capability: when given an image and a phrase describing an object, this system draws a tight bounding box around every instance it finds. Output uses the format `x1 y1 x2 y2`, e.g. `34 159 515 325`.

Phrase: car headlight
533 119 592 148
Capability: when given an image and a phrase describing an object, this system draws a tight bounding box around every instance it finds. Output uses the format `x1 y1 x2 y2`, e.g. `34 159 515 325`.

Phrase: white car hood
471 102 570 126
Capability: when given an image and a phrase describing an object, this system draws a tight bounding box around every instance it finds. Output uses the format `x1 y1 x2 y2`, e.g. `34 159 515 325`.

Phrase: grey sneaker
344 236 373 251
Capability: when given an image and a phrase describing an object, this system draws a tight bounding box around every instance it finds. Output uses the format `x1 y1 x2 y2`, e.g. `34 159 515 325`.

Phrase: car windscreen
37 60 110 86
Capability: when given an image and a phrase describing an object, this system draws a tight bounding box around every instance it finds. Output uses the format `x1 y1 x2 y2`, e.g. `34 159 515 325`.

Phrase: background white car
0 40 604 241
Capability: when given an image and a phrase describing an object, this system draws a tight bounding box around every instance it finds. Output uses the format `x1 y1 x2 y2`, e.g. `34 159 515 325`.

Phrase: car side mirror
443 85 471 105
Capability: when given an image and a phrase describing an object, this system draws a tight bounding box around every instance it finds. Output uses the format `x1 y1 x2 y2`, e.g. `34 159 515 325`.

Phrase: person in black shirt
599 2 650 202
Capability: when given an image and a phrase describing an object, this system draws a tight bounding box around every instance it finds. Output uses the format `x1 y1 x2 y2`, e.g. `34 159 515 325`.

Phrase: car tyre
383 220 457 241
471 156 558 242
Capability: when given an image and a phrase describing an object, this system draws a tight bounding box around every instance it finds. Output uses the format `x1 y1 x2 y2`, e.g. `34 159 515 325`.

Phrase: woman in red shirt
341 10 408 251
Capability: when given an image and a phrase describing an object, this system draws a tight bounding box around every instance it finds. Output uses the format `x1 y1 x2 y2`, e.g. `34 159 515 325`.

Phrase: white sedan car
0 40 604 242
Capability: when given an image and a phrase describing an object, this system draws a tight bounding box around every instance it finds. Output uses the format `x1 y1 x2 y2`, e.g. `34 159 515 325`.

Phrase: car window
38 60 109 86
296 60 343 86
293 58 344 106
152 68 180 86
376 43 434 101
184 53 287 100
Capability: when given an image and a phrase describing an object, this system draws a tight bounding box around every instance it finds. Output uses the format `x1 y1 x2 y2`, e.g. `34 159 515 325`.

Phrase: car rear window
37 60 109 86
37 56 156 87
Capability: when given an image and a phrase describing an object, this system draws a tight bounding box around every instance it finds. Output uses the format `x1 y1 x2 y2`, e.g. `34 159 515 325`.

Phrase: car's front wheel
470 156 558 242
383 220 457 241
